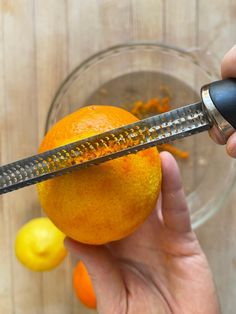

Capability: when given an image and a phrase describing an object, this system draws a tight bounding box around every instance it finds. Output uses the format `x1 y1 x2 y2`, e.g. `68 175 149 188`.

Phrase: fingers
64 238 125 311
226 133 236 157
160 152 191 233
221 45 236 79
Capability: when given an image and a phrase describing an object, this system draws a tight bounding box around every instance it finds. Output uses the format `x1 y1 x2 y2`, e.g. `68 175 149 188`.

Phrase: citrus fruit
15 217 67 271
73 261 96 309
37 105 162 244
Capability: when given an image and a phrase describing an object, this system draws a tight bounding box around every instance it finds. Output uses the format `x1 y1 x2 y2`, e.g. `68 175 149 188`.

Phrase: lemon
15 217 67 271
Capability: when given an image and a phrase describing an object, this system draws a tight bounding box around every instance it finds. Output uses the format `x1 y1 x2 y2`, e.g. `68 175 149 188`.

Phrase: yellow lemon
15 217 67 271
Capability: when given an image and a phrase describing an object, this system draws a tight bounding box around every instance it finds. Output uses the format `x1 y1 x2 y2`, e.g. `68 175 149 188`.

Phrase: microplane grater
0 79 236 195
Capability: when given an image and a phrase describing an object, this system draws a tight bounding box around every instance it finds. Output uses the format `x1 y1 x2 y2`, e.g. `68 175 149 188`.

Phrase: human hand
65 152 220 314
221 45 236 157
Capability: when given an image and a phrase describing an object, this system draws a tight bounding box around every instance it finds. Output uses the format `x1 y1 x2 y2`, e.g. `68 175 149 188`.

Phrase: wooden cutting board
0 1 236 313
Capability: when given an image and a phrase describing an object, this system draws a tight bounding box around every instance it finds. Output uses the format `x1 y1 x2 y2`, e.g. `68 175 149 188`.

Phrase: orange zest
131 97 171 117
157 143 189 159
130 97 189 160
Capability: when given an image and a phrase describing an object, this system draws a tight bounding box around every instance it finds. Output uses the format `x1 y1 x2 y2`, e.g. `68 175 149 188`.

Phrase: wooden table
0 1 236 313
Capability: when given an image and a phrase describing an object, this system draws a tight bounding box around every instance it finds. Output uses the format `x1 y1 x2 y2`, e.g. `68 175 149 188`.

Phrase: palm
66 152 220 314
108 213 218 314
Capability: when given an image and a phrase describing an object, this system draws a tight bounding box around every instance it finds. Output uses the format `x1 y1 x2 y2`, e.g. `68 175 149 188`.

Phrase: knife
1 78 236 195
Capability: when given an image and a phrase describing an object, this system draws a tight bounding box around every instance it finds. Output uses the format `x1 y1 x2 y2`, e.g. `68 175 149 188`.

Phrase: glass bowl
45 42 236 229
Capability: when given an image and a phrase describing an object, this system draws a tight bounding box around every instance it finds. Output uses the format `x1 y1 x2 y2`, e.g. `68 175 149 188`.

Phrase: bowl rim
46 41 218 133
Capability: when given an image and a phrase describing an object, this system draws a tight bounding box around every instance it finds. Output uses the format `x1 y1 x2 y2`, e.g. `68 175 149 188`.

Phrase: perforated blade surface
0 102 211 194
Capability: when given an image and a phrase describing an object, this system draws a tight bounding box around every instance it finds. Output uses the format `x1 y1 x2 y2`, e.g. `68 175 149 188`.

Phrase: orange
37 106 162 244
73 261 96 309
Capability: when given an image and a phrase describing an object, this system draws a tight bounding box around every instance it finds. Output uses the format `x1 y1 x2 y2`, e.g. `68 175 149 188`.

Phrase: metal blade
0 102 211 194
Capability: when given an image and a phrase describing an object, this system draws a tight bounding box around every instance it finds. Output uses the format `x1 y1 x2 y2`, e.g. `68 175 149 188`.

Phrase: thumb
160 152 191 233
221 45 236 79
64 238 126 311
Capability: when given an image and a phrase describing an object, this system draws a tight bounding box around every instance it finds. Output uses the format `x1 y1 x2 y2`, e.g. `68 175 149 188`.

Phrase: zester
1 78 236 195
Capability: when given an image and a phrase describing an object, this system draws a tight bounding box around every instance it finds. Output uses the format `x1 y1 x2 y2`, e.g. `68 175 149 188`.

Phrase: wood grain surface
0 1 235 313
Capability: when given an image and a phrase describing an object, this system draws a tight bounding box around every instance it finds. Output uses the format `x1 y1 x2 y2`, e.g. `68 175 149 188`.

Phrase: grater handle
201 78 236 144
208 78 236 129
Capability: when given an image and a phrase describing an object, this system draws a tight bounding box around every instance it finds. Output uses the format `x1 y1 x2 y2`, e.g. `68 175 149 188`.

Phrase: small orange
37 106 162 244
73 261 96 309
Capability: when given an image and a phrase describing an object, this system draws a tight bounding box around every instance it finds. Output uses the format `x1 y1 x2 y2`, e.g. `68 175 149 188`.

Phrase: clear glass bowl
45 42 236 229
